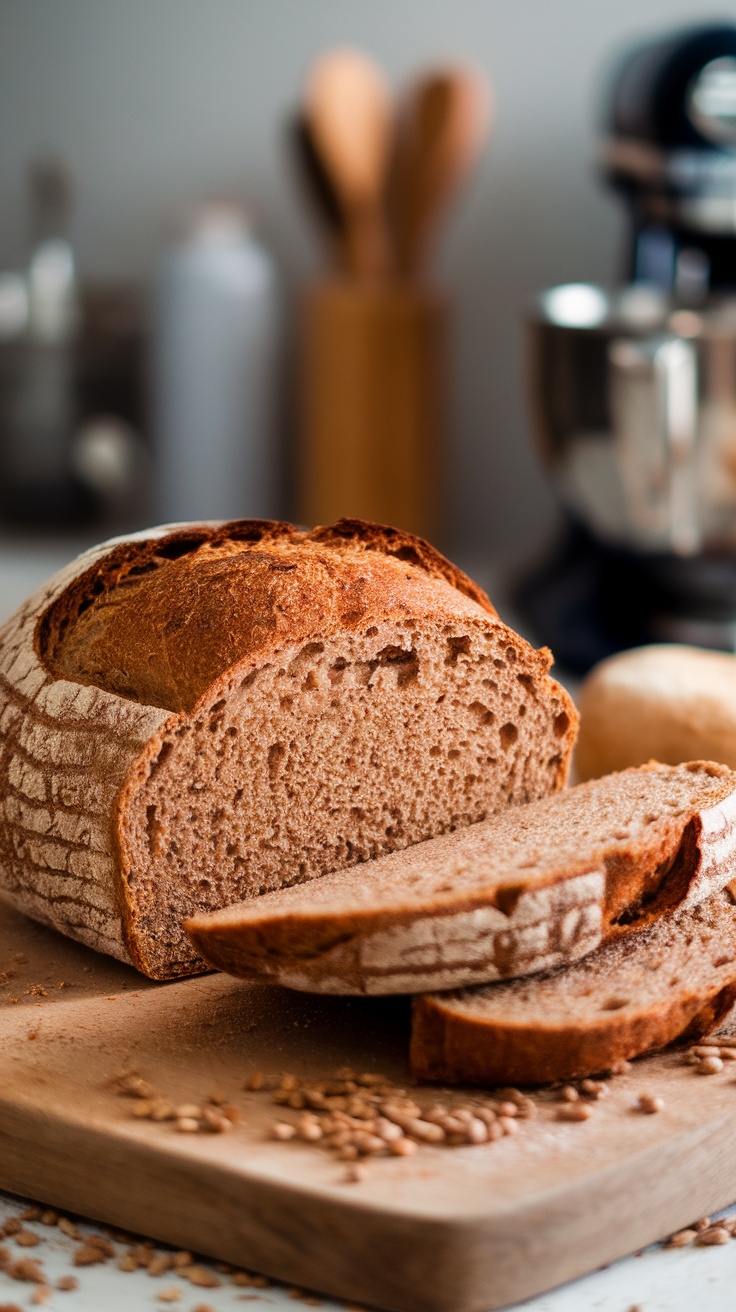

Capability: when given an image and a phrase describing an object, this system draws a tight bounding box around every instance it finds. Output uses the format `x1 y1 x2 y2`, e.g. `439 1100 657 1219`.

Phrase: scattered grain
6 1257 44 1282
695 1227 730 1246
86 1236 115 1258
496 1102 519 1117
184 1264 220 1288
14 1231 39 1248
272 1121 297 1141
148 1253 173 1276
116 1072 157 1099
557 1104 591 1122
636 1094 665 1115
72 1244 106 1267
156 1287 182 1303
697 1056 724 1075
200 1107 231 1133
389 1137 418 1156
579 1079 607 1100
55 1277 79 1291
499 1116 519 1135
232 1271 271 1288
667 1229 697 1247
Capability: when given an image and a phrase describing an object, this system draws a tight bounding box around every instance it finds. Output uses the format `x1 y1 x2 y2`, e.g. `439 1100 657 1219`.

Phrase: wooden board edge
2 1097 736 1311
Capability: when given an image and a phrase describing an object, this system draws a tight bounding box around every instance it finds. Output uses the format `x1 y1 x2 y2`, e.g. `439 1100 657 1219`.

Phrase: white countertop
2 1190 736 1311
0 538 731 1310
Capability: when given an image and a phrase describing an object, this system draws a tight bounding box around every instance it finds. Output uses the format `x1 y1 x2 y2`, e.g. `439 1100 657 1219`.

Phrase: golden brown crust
309 519 496 615
409 981 736 1085
410 889 736 1085
38 518 497 713
2 518 563 979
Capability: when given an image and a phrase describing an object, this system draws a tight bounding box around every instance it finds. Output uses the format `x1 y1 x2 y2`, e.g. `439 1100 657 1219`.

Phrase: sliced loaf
0 517 576 979
410 888 736 1085
186 761 736 994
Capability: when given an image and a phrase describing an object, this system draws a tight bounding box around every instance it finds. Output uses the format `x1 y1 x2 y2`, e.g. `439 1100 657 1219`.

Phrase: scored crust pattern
0 519 577 977
0 529 170 960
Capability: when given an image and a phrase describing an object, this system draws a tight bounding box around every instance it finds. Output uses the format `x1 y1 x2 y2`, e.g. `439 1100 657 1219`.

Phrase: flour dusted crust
186 762 736 995
0 518 577 979
410 889 736 1085
0 526 172 962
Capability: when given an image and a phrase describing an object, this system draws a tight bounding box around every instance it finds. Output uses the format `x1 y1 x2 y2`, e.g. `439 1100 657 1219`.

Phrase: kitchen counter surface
1 1190 736 1311
0 537 733 1311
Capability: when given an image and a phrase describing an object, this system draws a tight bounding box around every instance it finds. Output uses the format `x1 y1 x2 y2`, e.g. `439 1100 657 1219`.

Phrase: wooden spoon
291 114 350 271
305 48 393 278
390 66 493 279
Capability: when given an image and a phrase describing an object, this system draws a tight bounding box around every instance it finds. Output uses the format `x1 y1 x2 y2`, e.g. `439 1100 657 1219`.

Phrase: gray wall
0 0 723 552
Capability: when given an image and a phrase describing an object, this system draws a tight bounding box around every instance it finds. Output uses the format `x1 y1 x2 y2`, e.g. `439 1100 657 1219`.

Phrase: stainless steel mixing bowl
528 283 736 557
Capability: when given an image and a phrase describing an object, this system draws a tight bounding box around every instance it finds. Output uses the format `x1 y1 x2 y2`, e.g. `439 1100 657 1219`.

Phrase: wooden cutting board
2 894 736 1312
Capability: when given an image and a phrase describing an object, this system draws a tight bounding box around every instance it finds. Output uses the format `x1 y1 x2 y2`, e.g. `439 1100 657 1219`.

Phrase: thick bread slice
410 889 736 1085
186 762 736 995
0 517 576 980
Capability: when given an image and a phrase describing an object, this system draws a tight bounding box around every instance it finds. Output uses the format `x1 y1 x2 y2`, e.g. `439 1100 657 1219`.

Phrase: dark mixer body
522 22 736 672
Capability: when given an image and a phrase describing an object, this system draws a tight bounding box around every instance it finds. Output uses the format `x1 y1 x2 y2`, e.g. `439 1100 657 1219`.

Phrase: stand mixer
521 22 736 672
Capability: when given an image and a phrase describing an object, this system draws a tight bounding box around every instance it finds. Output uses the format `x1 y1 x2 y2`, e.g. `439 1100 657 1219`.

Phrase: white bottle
154 203 280 524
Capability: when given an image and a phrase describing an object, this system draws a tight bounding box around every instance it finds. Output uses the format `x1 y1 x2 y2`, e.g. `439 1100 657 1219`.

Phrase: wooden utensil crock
299 278 446 539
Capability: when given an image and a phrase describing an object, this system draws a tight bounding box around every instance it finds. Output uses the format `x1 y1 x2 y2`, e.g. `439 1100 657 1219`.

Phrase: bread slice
410 888 736 1085
186 761 736 995
0 517 576 980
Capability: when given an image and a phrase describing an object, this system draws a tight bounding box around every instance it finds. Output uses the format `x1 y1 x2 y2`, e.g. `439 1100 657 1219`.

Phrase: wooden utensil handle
298 279 446 539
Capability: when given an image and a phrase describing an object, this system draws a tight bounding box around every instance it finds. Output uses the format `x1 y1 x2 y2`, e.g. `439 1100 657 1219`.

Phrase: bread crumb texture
186 761 736 995
0 518 576 979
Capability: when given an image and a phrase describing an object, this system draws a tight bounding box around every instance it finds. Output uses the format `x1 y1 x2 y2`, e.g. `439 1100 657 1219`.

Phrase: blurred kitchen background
2 0 736 671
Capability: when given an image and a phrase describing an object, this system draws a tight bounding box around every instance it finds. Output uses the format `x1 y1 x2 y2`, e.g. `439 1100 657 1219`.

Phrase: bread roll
577 644 736 781
0 517 576 979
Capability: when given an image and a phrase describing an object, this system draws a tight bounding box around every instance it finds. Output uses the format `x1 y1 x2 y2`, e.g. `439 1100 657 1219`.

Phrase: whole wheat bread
186 761 736 994
0 518 576 979
410 888 736 1084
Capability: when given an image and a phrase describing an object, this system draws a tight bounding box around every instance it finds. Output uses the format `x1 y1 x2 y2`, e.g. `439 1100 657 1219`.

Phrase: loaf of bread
186 761 736 994
410 888 736 1084
577 644 736 781
0 518 576 979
